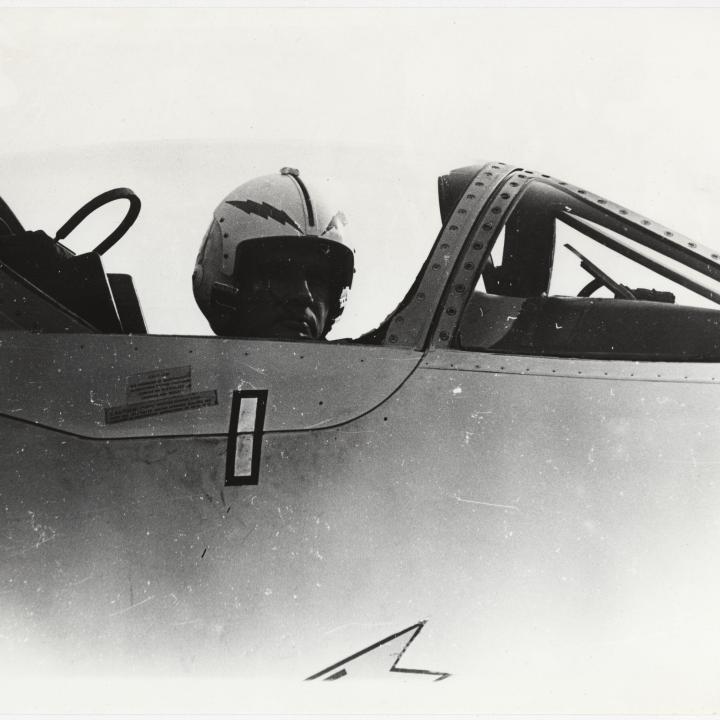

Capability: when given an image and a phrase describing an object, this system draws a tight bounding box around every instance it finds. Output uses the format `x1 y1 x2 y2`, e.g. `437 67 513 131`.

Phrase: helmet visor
233 236 354 292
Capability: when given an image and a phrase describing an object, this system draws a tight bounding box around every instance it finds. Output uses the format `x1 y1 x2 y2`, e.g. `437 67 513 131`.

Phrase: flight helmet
193 167 355 337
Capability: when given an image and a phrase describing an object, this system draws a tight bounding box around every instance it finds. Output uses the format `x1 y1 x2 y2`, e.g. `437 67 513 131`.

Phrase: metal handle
55 188 141 255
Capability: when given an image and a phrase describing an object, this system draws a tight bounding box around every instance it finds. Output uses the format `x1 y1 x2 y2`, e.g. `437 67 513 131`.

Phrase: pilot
193 167 354 340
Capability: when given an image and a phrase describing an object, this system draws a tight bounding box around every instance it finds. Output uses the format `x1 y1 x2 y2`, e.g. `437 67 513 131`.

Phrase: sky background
3 7 720 338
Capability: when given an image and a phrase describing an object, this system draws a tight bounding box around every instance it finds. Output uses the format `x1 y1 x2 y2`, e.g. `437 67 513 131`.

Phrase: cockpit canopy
5 163 720 362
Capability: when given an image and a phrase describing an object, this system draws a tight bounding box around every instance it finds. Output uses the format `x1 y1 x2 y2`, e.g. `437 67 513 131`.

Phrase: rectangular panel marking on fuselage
226 390 268 486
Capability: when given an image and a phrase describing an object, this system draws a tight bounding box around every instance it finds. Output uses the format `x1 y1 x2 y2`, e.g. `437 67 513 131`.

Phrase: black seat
0 189 146 334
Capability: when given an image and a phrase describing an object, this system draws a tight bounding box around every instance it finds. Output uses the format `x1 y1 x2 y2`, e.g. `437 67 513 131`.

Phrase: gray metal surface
4 160 720 713
3 342 720 711
0 332 421 437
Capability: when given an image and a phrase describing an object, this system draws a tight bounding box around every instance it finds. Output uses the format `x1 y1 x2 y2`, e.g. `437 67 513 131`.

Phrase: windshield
459 180 720 361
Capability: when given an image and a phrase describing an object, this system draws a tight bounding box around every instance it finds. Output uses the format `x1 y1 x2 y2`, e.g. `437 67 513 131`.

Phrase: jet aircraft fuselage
2 162 720 712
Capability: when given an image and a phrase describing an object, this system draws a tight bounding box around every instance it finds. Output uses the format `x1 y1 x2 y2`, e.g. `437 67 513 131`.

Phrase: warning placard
105 390 218 424
126 366 192 403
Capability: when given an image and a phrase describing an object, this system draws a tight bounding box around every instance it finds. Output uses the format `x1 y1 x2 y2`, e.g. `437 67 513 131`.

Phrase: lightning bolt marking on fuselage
306 620 450 681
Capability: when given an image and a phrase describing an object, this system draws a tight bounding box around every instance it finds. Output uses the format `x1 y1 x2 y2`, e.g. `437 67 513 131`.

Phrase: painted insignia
226 199 302 233
306 621 450 681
